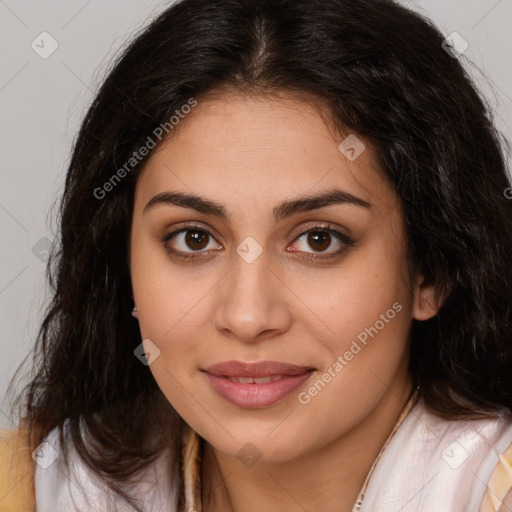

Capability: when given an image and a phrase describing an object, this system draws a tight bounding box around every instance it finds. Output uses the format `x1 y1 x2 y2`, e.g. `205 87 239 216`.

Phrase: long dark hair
7 0 512 509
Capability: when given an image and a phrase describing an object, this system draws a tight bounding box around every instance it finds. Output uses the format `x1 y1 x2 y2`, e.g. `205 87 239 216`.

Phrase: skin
129 93 442 512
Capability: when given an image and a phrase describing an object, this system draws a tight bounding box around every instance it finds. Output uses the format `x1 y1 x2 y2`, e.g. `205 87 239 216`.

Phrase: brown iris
307 231 331 252
185 230 209 250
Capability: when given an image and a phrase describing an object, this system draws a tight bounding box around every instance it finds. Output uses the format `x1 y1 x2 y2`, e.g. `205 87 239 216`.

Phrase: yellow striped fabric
0 428 35 512
480 443 512 512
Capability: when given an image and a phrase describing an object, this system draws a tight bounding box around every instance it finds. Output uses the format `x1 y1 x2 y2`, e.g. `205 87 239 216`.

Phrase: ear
412 274 444 321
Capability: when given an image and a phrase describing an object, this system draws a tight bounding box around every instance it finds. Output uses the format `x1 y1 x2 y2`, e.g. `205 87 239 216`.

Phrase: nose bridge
228 244 273 308
213 241 286 340
227 232 270 294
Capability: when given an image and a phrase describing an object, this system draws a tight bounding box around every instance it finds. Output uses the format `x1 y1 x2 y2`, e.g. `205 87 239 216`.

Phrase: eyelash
160 221 355 262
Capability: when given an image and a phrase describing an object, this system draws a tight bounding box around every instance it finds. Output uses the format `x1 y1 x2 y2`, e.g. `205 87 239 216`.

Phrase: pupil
309 231 330 251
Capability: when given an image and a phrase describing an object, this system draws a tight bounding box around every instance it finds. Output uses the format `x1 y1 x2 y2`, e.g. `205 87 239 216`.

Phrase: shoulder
413 398 512 512
359 396 512 512
34 420 181 512
418 399 512 512
0 427 35 512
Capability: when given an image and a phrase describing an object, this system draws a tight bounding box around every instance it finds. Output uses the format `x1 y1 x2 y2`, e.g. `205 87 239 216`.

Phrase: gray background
1 0 511 429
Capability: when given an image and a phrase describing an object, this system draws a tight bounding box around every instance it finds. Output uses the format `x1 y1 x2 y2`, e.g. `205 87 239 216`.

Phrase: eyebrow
143 188 372 222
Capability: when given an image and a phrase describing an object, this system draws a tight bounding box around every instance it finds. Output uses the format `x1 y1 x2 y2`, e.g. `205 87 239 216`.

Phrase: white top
359 397 512 511
34 397 512 511
34 419 181 511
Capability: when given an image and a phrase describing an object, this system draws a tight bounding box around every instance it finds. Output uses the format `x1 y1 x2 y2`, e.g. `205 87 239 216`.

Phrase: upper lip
203 360 315 378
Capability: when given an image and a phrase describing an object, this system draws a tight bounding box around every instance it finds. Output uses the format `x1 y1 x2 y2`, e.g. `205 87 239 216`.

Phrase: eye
287 224 355 260
161 222 355 262
161 222 221 260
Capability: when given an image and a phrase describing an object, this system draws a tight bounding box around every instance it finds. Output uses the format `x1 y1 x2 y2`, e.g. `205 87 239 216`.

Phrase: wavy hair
7 0 512 509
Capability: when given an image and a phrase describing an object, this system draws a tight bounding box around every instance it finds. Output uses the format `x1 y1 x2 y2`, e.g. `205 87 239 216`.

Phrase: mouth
201 360 316 409
222 375 287 384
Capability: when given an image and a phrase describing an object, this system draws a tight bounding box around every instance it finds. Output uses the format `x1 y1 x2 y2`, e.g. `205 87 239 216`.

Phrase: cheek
130 237 211 409
297 295 411 444
300 242 413 419
130 231 213 341
311 238 410 349
136 292 211 389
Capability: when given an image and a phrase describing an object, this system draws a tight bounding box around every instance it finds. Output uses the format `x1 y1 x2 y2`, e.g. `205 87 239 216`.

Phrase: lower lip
203 371 314 409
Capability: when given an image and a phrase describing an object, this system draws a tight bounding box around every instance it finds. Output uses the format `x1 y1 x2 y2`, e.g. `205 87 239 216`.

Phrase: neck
201 373 415 512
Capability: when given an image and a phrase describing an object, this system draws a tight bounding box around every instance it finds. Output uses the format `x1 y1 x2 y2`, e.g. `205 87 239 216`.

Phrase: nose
212 250 292 344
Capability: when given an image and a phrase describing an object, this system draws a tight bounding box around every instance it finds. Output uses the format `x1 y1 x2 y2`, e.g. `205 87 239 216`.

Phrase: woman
2 0 512 511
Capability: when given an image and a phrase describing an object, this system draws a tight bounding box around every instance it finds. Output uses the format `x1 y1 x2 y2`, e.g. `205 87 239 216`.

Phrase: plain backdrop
0 0 511 430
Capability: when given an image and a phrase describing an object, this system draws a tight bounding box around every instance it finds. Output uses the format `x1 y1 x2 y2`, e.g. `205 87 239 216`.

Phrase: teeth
254 376 273 384
238 377 256 384
227 375 284 384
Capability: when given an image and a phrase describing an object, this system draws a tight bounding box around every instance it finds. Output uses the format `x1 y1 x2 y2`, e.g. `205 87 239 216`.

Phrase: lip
203 360 315 378
202 360 315 409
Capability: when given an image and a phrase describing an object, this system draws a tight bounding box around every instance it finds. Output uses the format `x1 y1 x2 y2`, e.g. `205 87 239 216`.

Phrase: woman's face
129 94 437 462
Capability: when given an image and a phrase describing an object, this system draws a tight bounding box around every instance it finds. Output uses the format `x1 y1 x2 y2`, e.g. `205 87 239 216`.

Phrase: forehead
135 95 398 219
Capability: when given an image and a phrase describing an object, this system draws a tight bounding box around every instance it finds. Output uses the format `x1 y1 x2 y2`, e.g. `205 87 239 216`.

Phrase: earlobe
412 274 443 321
131 291 139 319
